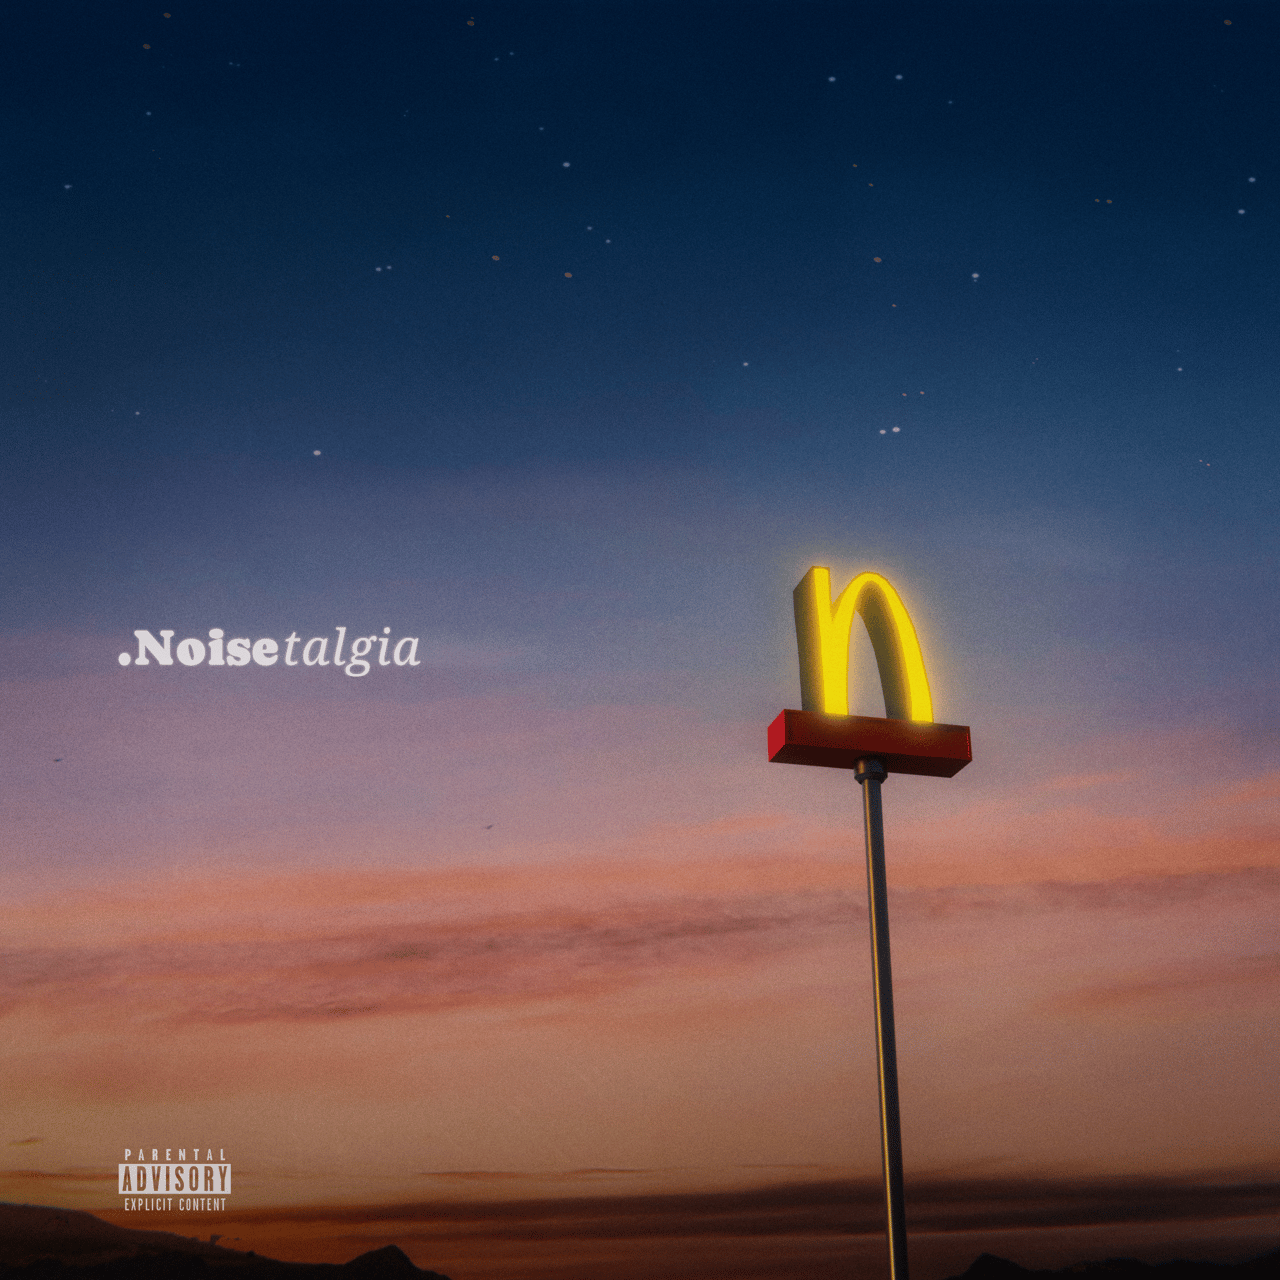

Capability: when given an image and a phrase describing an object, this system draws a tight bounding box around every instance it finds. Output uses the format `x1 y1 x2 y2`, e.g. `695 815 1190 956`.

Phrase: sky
2 3 1279 1277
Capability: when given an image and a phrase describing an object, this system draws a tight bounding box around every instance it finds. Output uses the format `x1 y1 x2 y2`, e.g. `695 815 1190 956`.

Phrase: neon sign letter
792 567 933 721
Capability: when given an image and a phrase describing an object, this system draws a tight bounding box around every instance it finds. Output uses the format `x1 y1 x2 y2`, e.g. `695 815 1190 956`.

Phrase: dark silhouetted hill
0 1205 449 1278
947 1249 1280 1280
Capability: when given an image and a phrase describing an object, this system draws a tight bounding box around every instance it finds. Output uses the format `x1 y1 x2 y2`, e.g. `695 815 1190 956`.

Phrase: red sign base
768 709 972 778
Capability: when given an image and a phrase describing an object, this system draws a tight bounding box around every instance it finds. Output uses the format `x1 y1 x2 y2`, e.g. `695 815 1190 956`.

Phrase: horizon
2 2 1278 1277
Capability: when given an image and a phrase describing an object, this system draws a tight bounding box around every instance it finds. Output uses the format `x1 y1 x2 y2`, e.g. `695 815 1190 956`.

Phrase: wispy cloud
4 862 1277 1028
1049 951 1280 1014
1038 771 1135 793
1220 769 1280 806
895 865 1280 920
0 1168 114 1184
1 871 856 1026
185 1173 1280 1238
423 1169 659 1184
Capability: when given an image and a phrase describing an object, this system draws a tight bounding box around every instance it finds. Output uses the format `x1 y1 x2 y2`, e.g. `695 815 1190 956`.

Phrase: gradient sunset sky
2 3 1278 1277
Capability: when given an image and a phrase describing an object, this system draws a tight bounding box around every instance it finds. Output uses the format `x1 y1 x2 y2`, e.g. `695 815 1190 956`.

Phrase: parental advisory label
118 1149 230 1207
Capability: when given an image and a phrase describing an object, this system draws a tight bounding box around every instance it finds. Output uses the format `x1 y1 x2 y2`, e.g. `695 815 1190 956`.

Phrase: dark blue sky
6 1 1276 469
3 1 1278 730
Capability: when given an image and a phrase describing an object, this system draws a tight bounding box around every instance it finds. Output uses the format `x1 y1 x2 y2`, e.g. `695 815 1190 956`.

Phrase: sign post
769 568 972 1280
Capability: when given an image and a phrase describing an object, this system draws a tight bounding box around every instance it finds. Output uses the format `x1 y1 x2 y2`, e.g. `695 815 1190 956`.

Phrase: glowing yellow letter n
793 567 934 721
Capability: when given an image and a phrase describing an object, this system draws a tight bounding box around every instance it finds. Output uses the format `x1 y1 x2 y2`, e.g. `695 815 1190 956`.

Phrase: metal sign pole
855 756 909 1280
770 562 972 1280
